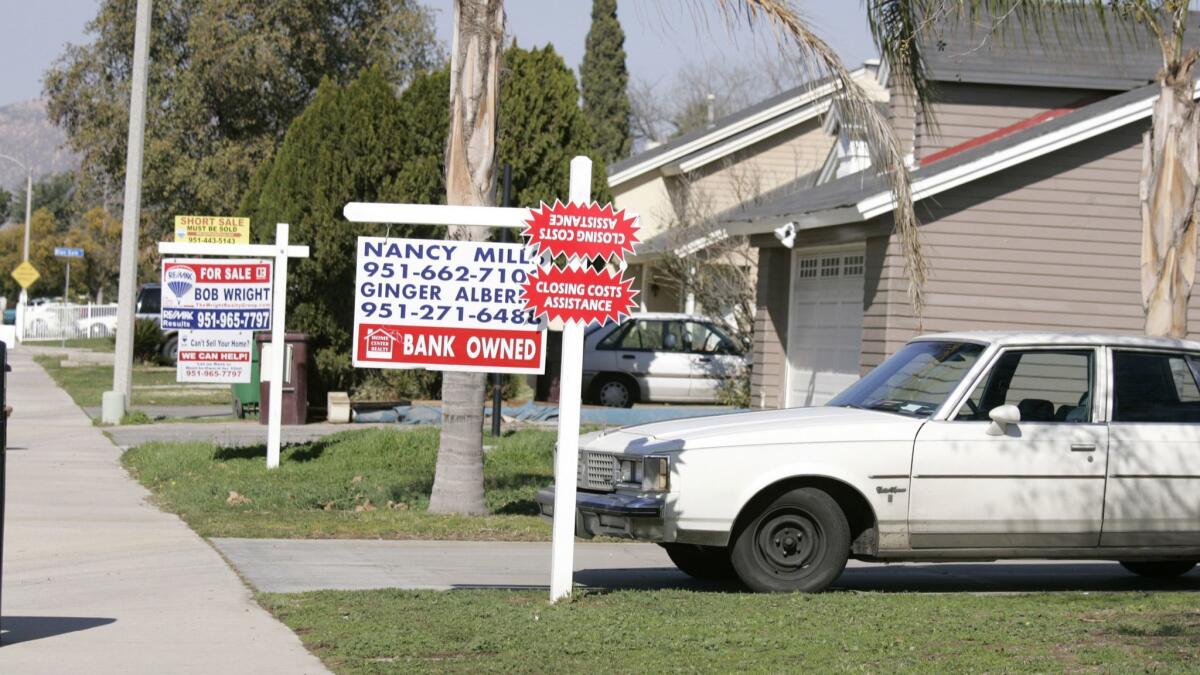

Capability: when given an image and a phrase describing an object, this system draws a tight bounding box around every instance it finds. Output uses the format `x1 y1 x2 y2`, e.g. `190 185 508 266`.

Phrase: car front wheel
161 335 179 365
730 487 850 593
660 543 737 580
1119 560 1197 578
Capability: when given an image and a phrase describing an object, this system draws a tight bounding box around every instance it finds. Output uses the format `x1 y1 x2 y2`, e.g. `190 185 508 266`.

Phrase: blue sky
0 1 876 107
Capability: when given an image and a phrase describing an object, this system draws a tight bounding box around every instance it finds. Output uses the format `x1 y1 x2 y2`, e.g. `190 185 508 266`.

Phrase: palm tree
428 0 925 513
871 0 1199 338
427 0 504 515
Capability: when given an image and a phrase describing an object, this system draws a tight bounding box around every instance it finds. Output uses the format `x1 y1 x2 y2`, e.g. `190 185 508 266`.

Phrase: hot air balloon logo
165 265 196 299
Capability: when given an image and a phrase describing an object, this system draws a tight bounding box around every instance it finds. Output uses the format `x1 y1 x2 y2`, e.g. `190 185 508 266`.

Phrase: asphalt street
212 538 1200 594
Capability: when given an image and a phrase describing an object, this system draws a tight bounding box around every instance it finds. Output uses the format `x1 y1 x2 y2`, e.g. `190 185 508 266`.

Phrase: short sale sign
352 237 545 373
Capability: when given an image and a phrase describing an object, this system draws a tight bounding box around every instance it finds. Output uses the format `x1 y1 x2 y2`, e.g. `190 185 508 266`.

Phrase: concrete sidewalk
212 538 1200 595
1 349 328 674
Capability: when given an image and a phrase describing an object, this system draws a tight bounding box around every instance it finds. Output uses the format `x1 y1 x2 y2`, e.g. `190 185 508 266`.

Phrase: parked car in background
582 312 747 407
135 283 179 364
540 332 1200 593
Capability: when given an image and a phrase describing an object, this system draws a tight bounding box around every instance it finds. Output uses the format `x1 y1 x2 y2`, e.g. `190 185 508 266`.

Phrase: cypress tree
580 0 632 164
241 68 440 394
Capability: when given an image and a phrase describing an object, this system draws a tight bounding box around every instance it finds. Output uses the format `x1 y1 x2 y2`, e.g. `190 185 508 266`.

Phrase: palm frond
712 0 927 319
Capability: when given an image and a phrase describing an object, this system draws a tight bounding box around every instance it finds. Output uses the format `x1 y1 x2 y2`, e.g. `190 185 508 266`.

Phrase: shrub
133 319 163 363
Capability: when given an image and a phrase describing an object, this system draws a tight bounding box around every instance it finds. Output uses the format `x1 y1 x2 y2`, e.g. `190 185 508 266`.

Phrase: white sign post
344 156 603 603
158 222 309 468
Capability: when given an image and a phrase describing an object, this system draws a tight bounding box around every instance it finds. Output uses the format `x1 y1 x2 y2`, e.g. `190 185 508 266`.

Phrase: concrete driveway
212 538 1200 595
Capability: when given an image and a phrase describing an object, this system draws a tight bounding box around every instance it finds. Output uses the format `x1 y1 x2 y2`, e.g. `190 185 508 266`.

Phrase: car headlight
619 458 642 483
641 455 670 492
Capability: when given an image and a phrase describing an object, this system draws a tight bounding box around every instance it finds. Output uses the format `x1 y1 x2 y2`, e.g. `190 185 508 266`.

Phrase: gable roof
609 66 884 187
719 79 1197 238
921 10 1200 90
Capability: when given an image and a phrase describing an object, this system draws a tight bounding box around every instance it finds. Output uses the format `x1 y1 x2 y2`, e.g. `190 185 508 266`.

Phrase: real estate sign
176 330 253 383
352 237 545 373
160 258 273 331
174 215 251 245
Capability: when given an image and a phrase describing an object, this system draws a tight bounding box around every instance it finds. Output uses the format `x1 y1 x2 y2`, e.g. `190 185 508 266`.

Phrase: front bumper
535 486 666 540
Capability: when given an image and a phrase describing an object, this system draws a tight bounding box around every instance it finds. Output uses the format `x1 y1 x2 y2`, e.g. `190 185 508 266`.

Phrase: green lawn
258 588 1200 673
59 337 116 351
35 355 232 408
122 427 554 540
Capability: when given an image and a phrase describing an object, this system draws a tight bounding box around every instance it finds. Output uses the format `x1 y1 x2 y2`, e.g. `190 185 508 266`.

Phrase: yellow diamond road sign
11 260 40 289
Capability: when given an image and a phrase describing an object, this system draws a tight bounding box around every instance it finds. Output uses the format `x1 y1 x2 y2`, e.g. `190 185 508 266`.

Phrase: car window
955 350 1093 423
683 321 736 355
597 322 631 350
137 288 161 314
615 320 672 351
1113 351 1200 423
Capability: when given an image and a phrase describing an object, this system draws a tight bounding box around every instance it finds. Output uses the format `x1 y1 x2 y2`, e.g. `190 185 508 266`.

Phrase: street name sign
53 247 85 258
176 330 253 383
10 261 39 289
174 215 251 245
160 258 273 331
352 237 545 373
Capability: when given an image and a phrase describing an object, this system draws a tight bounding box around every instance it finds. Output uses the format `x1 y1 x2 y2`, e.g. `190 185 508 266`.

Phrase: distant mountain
0 99 78 194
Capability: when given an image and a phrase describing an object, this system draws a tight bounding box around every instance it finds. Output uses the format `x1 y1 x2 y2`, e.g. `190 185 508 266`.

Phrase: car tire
161 335 179 365
660 543 738 580
1119 560 1197 578
592 375 637 408
730 487 850 593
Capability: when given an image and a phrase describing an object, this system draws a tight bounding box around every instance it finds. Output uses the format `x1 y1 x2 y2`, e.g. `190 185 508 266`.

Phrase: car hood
582 406 923 454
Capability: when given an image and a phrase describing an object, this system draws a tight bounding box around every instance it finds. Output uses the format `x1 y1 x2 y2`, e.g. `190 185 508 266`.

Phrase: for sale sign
522 265 639 326
176 330 253 383
522 201 639 261
160 258 273 331
352 237 546 373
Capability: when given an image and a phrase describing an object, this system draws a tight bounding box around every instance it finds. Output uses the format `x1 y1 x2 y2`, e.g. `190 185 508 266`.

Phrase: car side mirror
986 404 1021 436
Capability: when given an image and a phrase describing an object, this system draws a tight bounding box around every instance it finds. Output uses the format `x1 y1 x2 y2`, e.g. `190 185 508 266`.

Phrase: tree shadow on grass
493 499 540 516
210 439 333 463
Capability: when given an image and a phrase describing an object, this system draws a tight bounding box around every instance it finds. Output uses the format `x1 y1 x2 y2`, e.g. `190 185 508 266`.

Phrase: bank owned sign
351 237 546 373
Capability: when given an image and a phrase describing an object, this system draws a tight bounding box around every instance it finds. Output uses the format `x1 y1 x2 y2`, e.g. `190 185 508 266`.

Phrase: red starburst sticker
521 200 640 262
521 265 640 326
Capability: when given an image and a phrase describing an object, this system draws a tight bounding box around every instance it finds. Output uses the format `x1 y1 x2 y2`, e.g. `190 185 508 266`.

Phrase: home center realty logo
165 265 197 299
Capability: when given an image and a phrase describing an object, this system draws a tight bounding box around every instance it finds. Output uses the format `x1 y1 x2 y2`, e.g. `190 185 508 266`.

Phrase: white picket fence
19 303 120 342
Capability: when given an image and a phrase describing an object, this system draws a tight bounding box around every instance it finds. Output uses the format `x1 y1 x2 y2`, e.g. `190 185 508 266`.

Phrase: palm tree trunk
428 0 503 515
1141 51 1200 338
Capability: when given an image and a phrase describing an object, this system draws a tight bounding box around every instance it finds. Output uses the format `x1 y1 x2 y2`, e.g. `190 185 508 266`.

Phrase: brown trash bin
257 333 309 425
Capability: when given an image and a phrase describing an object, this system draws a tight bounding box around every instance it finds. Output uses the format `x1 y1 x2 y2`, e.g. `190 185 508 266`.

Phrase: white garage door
785 248 865 407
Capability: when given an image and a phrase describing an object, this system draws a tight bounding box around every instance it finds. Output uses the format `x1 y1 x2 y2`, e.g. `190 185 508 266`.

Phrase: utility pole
0 154 33 304
102 0 153 425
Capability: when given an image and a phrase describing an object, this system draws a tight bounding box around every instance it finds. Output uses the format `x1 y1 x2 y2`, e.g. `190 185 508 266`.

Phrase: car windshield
828 341 985 418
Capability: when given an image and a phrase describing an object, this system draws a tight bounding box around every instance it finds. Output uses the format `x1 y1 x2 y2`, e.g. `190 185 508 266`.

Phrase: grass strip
35 355 231 408
257 588 1200 673
122 427 554 540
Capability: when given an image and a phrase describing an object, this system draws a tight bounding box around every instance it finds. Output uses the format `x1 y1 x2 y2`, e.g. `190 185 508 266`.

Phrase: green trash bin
231 337 262 418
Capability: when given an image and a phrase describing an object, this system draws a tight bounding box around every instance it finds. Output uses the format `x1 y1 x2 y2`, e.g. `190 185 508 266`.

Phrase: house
717 12 1200 409
608 64 888 318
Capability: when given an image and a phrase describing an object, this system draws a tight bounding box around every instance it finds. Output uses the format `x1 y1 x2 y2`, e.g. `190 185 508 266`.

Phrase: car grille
578 451 619 492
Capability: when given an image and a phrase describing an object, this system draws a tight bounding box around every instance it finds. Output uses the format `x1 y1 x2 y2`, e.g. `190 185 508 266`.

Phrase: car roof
916 331 1200 351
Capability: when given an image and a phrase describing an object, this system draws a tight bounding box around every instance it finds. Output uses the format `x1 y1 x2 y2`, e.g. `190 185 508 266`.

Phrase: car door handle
1070 444 1096 452
697 356 713 363
622 354 636 360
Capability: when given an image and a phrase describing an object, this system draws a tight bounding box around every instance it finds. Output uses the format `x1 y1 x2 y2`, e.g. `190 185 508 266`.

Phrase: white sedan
539 332 1200 592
